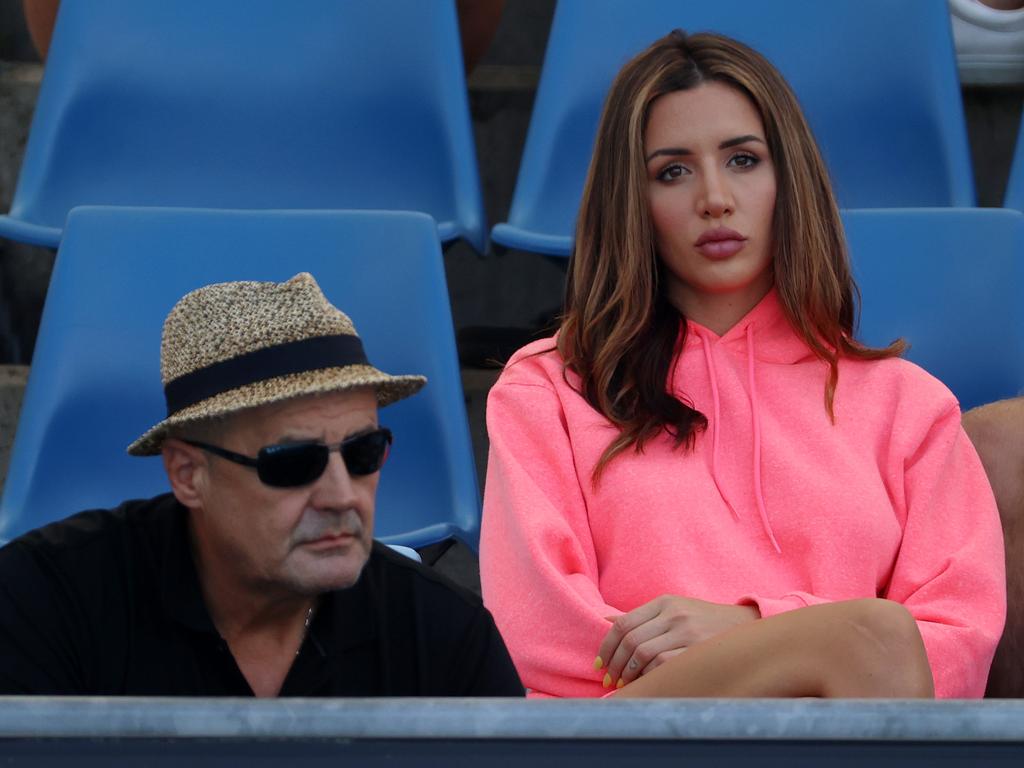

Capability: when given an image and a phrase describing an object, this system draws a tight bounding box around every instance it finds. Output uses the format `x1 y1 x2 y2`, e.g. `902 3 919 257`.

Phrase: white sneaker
949 0 1024 85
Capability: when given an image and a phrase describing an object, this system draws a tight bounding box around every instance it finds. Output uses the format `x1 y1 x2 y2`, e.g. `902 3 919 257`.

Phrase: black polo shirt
0 494 524 696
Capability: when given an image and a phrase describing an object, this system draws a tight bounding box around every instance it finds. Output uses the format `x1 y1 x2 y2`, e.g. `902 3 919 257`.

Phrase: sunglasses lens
257 443 329 488
342 430 391 476
254 430 392 487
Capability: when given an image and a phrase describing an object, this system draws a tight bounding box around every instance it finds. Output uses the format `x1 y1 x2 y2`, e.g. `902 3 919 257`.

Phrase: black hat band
163 334 369 416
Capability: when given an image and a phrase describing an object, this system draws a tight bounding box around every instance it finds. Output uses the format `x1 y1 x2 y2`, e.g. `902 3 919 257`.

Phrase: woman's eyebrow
719 134 764 149
645 134 765 164
645 146 692 163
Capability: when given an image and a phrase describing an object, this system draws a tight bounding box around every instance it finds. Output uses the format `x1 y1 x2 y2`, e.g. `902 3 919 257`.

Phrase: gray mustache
293 508 365 544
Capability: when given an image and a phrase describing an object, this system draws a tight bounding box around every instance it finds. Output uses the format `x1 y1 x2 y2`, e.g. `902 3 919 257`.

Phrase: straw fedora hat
127 272 426 456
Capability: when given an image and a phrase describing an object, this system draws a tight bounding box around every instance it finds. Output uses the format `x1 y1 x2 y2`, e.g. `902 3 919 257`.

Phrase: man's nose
310 450 360 509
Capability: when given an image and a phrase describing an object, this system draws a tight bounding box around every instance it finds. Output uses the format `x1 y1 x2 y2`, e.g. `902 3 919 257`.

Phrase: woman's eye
656 163 688 181
729 153 759 169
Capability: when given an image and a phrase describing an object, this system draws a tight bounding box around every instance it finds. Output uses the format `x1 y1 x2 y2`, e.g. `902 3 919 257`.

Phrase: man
0 273 523 697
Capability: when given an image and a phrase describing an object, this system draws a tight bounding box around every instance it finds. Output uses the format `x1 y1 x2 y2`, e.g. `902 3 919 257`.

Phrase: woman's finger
595 598 664 673
604 616 668 687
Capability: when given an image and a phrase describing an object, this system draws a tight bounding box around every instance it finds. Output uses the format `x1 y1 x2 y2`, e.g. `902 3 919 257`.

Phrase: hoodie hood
679 287 817 364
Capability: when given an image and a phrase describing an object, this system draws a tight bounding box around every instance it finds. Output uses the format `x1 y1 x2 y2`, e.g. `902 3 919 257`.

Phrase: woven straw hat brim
127 364 425 456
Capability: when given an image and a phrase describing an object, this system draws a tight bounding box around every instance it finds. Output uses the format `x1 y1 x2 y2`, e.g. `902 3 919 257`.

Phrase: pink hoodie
481 289 1005 699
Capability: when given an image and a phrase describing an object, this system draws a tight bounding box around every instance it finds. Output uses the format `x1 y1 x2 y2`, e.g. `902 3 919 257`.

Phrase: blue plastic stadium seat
0 208 481 550
844 208 1024 411
495 0 975 257
0 0 486 252
1005 116 1024 212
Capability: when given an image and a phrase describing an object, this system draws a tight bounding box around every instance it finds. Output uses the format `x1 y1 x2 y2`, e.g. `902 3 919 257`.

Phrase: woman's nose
698 168 735 219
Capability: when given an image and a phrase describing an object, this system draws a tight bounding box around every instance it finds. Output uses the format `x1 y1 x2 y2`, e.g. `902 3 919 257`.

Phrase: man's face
187 388 381 596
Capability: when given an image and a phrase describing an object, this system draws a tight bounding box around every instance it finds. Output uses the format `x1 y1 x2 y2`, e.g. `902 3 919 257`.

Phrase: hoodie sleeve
480 372 612 698
745 401 1005 699
883 401 1005 698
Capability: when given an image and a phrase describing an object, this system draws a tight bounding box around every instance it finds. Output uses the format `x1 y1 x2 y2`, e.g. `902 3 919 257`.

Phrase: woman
480 30 1004 699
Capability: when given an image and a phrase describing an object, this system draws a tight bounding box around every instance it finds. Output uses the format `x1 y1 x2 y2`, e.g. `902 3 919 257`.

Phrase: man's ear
162 439 208 509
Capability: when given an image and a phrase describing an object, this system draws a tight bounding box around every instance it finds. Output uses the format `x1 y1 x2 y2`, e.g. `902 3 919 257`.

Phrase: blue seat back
0 208 480 549
1005 116 1024 212
0 0 485 251
494 0 974 256
844 208 1024 411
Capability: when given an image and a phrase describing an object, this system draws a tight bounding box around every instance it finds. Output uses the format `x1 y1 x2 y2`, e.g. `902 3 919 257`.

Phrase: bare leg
22 0 59 61
457 0 506 75
614 598 933 698
963 397 1024 698
977 1 1024 10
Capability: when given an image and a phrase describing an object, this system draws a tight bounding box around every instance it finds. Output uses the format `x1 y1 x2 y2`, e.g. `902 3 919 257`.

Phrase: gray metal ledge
1 698 1023 742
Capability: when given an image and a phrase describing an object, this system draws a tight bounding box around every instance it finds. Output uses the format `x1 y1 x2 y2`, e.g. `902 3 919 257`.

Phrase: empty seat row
0 0 485 250
3 0 1024 259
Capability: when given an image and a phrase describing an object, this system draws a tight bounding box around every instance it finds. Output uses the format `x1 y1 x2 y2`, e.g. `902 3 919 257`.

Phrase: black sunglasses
184 427 392 488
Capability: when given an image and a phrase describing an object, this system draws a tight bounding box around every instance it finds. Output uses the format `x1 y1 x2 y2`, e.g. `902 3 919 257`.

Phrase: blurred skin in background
22 0 57 60
963 398 1024 698
457 0 506 74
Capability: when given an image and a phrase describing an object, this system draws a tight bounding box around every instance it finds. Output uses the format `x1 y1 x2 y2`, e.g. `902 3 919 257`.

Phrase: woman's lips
695 227 747 259
697 238 746 259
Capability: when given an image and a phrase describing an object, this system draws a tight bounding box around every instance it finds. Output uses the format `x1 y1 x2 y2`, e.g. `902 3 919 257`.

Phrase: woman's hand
595 596 760 689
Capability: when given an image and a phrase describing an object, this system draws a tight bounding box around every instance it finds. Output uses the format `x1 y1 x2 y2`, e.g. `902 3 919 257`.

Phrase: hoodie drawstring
746 324 781 554
699 333 740 521
696 325 782 553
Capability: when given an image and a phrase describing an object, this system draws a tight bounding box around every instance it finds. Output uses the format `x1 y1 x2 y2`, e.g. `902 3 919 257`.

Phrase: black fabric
163 335 369 415
0 495 524 697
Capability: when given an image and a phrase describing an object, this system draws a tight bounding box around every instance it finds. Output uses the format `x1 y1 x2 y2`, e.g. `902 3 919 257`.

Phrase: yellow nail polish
593 655 604 670
602 672 612 688
616 678 624 689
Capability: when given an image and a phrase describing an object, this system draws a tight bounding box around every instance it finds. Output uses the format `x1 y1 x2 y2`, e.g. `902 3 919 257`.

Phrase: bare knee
836 599 934 698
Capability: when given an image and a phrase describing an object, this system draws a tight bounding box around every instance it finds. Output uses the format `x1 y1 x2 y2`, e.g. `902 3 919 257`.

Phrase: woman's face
644 81 777 333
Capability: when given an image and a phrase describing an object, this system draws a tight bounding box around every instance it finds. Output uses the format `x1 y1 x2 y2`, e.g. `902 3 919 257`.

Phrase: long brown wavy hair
558 30 904 479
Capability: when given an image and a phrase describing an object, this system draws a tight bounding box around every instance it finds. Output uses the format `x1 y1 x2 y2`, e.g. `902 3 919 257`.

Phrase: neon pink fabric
481 289 1005 699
